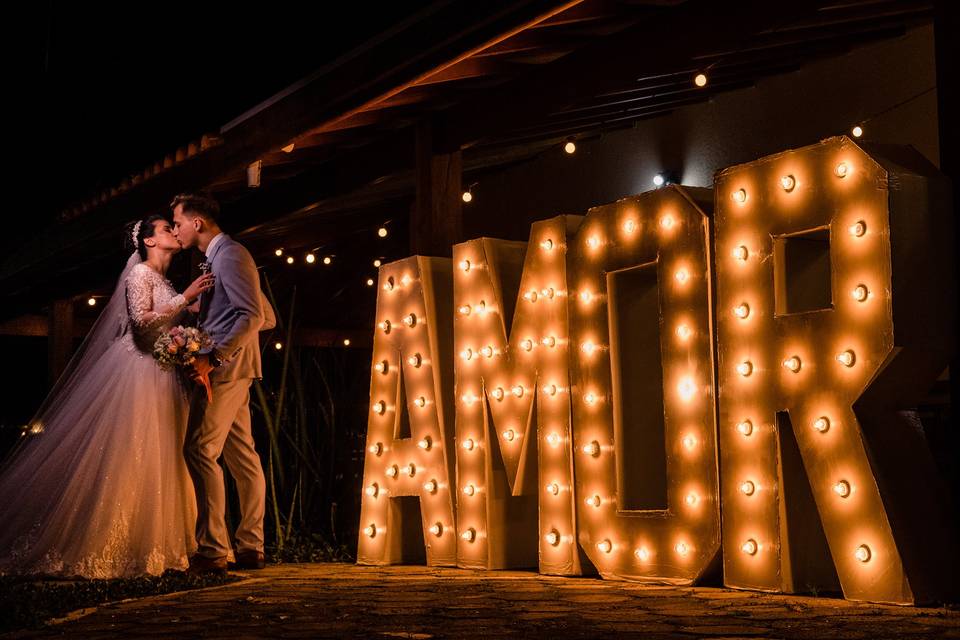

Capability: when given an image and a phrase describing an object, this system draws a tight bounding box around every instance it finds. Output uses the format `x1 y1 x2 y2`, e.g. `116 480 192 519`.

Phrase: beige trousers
184 378 266 558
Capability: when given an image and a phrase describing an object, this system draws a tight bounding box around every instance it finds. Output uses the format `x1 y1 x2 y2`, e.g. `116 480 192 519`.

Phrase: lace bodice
125 263 188 350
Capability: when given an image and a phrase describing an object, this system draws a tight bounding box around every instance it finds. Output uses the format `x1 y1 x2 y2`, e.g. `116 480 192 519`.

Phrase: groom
172 192 271 572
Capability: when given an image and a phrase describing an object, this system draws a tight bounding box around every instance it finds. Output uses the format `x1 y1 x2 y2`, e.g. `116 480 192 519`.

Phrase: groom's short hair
170 192 220 224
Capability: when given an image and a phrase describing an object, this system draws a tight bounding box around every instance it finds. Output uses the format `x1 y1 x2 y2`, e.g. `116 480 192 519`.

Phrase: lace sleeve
125 265 188 330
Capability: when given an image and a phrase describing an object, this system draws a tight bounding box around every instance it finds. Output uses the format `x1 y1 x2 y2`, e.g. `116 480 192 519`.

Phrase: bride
0 214 214 578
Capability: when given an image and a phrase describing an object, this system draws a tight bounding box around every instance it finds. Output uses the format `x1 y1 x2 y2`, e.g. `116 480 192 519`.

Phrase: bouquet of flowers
153 325 214 402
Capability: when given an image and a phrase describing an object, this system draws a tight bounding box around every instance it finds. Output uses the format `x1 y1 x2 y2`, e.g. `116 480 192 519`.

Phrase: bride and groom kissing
0 192 277 578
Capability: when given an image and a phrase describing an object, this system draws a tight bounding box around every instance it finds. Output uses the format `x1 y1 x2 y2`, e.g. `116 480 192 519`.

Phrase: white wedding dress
0 256 198 578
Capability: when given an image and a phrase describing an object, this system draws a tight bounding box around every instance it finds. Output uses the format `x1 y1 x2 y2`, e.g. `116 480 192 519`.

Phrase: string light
462 190 473 203
813 416 831 433
275 342 283 351
653 173 665 187
366 278 375 287
837 350 856 367
323 256 332 265
373 259 382 267
343 339 351 346
275 249 283 257
782 356 802 373
286 256 294 265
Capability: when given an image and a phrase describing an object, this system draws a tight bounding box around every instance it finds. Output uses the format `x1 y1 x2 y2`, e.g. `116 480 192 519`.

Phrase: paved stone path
8 564 960 639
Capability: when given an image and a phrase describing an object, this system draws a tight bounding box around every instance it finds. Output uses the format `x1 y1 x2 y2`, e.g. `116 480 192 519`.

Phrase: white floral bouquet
153 325 214 401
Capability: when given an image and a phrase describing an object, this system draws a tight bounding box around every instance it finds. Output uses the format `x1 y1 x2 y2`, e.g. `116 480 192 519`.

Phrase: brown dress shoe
233 550 266 570
188 554 228 573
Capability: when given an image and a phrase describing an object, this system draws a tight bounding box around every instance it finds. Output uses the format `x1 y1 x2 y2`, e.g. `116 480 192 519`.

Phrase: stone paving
7 563 960 639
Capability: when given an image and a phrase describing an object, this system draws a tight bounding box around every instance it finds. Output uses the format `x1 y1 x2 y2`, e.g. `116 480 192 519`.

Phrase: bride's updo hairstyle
124 213 171 260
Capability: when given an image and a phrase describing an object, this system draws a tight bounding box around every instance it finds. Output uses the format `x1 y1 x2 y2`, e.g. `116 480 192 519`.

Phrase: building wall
463 26 939 242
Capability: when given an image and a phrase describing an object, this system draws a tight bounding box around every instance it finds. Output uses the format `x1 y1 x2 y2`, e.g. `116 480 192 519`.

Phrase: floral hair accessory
131 220 142 247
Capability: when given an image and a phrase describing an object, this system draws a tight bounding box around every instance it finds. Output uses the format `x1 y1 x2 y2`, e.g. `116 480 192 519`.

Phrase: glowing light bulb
461 528 476 542
734 303 750 319
305 253 316 264
675 542 689 556
676 324 692 340
386 465 398 478
546 432 561 447
458 304 471 316
481 345 494 358
837 350 856 367
659 214 674 229
463 484 476 497
584 392 598 405
737 361 753 377
541 336 556 348
383 277 395 292
733 245 749 261
782 356 801 373
373 259 382 267
461 393 478 406
475 300 487 314
582 440 600 457
736 420 754 436
682 434 697 451
460 348 473 361
540 238 554 250
462 438 476 451
545 530 560 546
732 188 747 203
275 249 283 257
541 287 555 299
364 524 377 538
379 320 391 334
546 483 560 496
286 256 294 264
780 175 796 192
742 539 758 555
813 416 831 433
424 480 439 495
564 141 576 154
403 313 417 327
586 495 601 508
520 339 534 352
586 235 601 249
87 297 96 306
373 401 386 415
740 480 755 496
852 284 869 302
429 523 443 537
406 464 416 477
850 125 864 138
835 162 849 178
323 256 332 265
492 387 505 401
414 396 426 408
678 377 697 401
461 190 474 203
366 278 375 287
524 289 538 303
459 259 471 272
542 384 557 396
623 219 637 233
502 429 516 443
275 342 283 351
368 442 383 456
653 173 665 187
597 539 612 554
365 483 379 498
407 353 422 368
417 436 432 450
378 227 388 238
579 290 593 303
855 544 871 563
674 269 689 284
511 385 524 398
581 341 597 355
833 480 851 498
685 493 698 506
635 547 650 561
850 220 866 237
692 71 708 87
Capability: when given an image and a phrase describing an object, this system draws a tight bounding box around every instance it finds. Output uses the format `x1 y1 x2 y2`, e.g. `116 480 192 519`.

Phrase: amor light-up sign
357 137 957 605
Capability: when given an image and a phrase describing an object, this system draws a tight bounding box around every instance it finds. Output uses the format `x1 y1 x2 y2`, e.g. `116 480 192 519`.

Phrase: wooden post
48 299 74 386
410 121 463 257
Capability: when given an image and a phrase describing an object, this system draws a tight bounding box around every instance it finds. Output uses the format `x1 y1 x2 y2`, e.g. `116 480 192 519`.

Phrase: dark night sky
15 1 432 244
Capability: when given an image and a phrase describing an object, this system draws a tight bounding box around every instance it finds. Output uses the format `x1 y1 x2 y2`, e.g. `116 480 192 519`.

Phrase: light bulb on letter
742 539 758 555
491 387 505 401
461 528 476 542
635 547 650 561
463 484 476 497
855 544 871 563
429 523 443 537
740 480 755 496
546 432 561 446
369 442 383 456
511 385 524 398
736 420 753 437
585 495 601 508
502 429 516 443
734 303 750 319
408 353 422 368
852 285 869 302
364 524 377 538
835 162 849 178
597 539 612 554
737 361 753 377
423 480 437 494
545 530 560 546
813 416 831 433
782 356 801 373
365 483 379 498
546 482 560 496
837 350 856 367
833 480 851 498
732 188 747 203
462 438 476 451
582 441 600 457
780 175 796 192
417 436 431 450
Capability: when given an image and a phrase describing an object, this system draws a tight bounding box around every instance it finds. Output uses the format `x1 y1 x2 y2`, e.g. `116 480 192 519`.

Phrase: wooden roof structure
2 0 934 322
